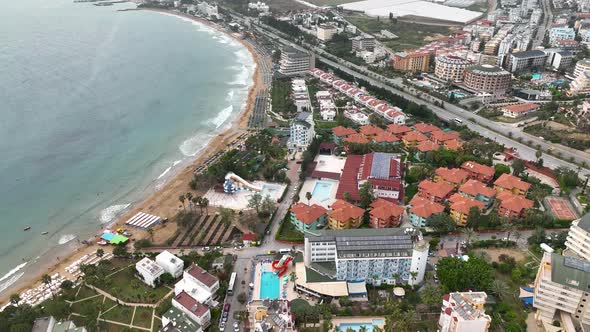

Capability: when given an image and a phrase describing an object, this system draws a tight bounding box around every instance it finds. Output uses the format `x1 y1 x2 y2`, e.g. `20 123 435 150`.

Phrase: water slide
272 255 293 277
223 172 262 193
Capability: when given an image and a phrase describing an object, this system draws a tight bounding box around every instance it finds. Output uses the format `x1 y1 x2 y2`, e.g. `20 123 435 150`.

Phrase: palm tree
192 196 202 214
535 149 543 163
461 227 476 247
500 219 517 242
490 279 510 300
96 248 104 258
179 194 186 210
201 197 209 214
305 191 312 205
41 274 53 298
185 192 194 211
359 326 367 332
391 273 400 284
9 294 20 306
409 271 418 286
147 228 154 242
220 207 235 226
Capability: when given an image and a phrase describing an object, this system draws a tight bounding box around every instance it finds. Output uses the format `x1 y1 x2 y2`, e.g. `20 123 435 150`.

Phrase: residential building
462 65 512 98
292 79 310 112
546 50 573 70
461 161 495 182
161 306 203 332
500 103 540 118
359 124 384 137
496 191 533 219
435 55 472 81
172 291 211 328
351 35 376 51
279 47 313 76
444 139 463 151
317 24 337 41
449 193 485 226
136 257 165 288
247 299 295 332
414 122 440 135
533 252 590 327
505 50 547 73
569 71 590 95
387 124 413 137
332 126 356 143
242 233 258 247
248 1 270 13
373 131 400 145
302 228 429 287
33 316 88 332
174 264 219 305
493 173 531 195
574 58 590 78
344 133 370 145
392 51 430 73
369 198 405 228
289 112 314 152
458 179 496 207
438 292 491 332
343 106 370 125
565 214 590 261
156 251 184 279
409 195 445 227
549 27 576 45
328 199 365 229
418 179 455 203
416 140 440 156
290 203 328 232
430 130 460 144
402 131 429 148
434 167 469 188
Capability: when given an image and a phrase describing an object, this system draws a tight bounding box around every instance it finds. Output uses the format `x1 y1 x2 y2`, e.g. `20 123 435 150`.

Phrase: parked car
224 303 231 312
267 250 277 255
203 246 211 252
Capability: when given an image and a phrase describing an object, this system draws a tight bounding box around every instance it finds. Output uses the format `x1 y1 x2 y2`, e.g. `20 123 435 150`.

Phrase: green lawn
102 305 134 325
275 216 305 242
75 285 99 300
132 307 154 329
97 266 171 304
70 294 104 314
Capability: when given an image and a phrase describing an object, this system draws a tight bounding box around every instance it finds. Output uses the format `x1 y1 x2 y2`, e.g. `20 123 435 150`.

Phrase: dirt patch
474 248 527 263
566 132 590 141
423 34 445 42
546 121 571 131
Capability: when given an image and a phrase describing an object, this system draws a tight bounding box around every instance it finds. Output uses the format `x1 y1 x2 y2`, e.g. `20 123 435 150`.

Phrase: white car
234 322 240 332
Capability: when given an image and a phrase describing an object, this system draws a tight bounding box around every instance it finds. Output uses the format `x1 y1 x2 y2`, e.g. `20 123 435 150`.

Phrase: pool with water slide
259 271 280 299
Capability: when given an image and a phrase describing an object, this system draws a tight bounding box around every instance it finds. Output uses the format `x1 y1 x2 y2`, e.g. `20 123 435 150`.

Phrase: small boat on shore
41 231 49 235
24 226 31 231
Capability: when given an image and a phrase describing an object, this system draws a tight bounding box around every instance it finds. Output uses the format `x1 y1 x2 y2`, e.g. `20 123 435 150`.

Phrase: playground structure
271 255 293 277
223 172 262 193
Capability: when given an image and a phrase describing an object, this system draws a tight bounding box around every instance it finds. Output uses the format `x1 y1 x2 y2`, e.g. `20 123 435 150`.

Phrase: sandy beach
0 8 266 305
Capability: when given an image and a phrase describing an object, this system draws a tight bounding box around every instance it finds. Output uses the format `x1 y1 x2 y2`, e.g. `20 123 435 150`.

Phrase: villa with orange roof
409 196 445 227
414 123 441 134
494 173 531 196
369 198 405 228
448 193 485 226
418 179 455 203
444 139 463 151
332 126 357 143
461 161 495 182
344 133 370 145
434 167 469 188
501 103 540 118
290 203 328 232
359 125 384 137
416 140 440 155
328 199 365 229
387 124 412 137
373 131 400 145
402 131 428 148
430 130 461 144
458 179 496 207
497 191 534 219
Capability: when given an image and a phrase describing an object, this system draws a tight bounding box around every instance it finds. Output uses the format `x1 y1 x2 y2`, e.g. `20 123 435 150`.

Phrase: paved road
533 0 553 48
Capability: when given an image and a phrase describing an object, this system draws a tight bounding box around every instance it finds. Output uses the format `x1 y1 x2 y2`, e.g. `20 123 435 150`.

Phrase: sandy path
0 9 266 305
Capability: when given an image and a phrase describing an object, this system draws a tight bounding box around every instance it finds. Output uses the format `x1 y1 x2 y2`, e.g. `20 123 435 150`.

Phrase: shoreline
0 8 265 305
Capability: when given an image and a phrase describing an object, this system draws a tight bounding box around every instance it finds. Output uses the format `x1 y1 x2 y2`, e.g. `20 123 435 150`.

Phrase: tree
261 196 277 218
193 196 203 214
490 279 510 300
201 197 209 214
343 192 352 202
512 159 526 176
60 280 74 290
237 292 247 304
436 256 493 292
429 213 456 233
96 248 104 258
359 181 374 209
461 227 476 247
113 245 129 257
185 192 193 211
147 228 154 242
219 207 235 226
160 272 175 285
178 194 186 210
535 149 543 163
494 164 511 178
420 284 444 310
9 294 20 306
500 218 518 242
305 191 312 205
466 207 482 230
247 192 263 215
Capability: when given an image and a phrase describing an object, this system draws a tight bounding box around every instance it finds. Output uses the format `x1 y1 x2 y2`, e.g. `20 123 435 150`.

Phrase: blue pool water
532 73 542 80
312 181 334 201
259 272 280 299
337 319 384 332
449 91 466 98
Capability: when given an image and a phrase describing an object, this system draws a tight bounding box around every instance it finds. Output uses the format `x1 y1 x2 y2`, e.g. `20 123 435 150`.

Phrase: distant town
8 0 590 331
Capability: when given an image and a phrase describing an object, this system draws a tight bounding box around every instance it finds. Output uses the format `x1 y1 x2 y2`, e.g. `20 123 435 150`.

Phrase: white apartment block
549 27 576 45
156 250 184 278
136 257 165 288
289 112 315 152
570 71 590 95
574 59 590 78
344 106 370 125
292 79 311 112
316 91 336 121
279 47 313 76
566 215 590 262
351 35 376 51
438 292 491 332
248 1 270 12
174 264 219 305
317 24 337 41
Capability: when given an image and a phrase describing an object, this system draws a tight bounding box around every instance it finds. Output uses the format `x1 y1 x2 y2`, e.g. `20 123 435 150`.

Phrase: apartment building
458 179 496 208
136 257 165 288
418 180 455 203
303 228 429 286
328 199 364 229
434 168 469 189
438 292 491 332
290 203 328 232
574 58 590 78
317 24 337 41
549 27 576 45
409 195 445 227
392 51 430 73
351 35 376 51
496 191 534 219
565 214 590 262
506 50 547 73
279 47 314 76
369 198 405 228
289 112 315 152
155 250 184 278
461 161 495 182
493 173 531 195
449 193 485 226
434 55 472 82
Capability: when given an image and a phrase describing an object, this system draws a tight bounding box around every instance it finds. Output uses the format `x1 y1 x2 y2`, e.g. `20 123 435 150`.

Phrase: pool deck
332 316 386 331
300 178 339 209
204 181 286 210
251 261 298 301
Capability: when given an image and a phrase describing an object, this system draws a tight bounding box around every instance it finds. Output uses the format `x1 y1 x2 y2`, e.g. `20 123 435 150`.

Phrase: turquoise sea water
0 0 254 293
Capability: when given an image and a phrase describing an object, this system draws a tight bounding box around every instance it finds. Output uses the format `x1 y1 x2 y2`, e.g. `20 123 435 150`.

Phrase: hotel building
565 214 590 262
505 50 547 73
279 47 314 76
434 55 472 82
438 292 491 332
289 112 315 152
462 65 512 98
317 24 337 41
351 35 376 52
392 51 430 73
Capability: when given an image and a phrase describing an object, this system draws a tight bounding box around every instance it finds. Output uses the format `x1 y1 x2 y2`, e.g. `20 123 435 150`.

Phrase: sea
0 0 254 295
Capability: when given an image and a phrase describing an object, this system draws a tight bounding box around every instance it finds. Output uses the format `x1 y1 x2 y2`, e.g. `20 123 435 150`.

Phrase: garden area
275 211 305 242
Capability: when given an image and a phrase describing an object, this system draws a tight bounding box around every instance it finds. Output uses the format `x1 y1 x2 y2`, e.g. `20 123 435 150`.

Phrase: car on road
267 250 277 255
234 322 240 332
224 303 231 312
203 246 211 252
220 322 225 331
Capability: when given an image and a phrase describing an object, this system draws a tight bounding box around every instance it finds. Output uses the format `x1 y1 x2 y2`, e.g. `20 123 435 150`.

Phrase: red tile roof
494 173 531 192
403 131 428 143
329 199 365 222
418 180 454 200
336 155 363 201
431 130 460 142
417 140 440 152
449 193 485 214
459 179 496 198
502 103 540 113
173 291 209 318
435 168 469 185
186 264 218 288
359 125 385 136
497 192 534 213
461 161 494 179
387 124 412 135
373 131 400 143
242 233 258 241
333 126 357 137
370 198 404 220
414 123 440 134
344 133 370 144
290 203 328 225
409 198 445 219
444 139 463 151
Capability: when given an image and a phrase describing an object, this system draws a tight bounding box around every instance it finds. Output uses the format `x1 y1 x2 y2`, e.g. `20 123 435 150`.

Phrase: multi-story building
197 2 219 18
317 24 337 41
292 79 310 112
409 195 445 227
505 50 547 73
434 167 469 188
289 112 314 152
279 47 314 76
570 71 590 95
302 228 429 286
369 198 405 228
458 179 496 207
493 173 531 195
136 257 165 288
565 214 590 261
418 179 455 203
448 193 485 226
545 50 573 70
496 191 534 219
462 65 512 98
574 58 590 78
549 27 576 45
351 35 376 51
172 291 212 328
438 292 492 332
290 203 328 232
162 306 204 332
392 51 430 73
156 250 184 279
328 199 364 229
343 106 370 125
434 55 472 82
461 161 495 182
174 264 219 306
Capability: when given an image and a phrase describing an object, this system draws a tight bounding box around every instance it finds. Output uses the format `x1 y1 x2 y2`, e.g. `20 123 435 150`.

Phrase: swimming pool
337 319 384 332
312 181 334 201
532 73 542 80
259 272 280 299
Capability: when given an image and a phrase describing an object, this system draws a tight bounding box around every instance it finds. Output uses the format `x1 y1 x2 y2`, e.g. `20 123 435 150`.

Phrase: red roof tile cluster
435 168 469 185
173 291 209 318
458 179 496 198
461 161 495 180
329 199 365 222
414 123 440 134
333 126 357 137
359 125 385 136
444 139 463 151
336 155 363 201
449 193 485 214
431 130 460 143
370 198 405 220
344 133 370 144
403 131 428 143
497 192 534 213
409 196 445 219
186 264 218 288
242 233 258 241
418 180 454 200
502 103 540 114
291 203 328 225
387 124 413 136
417 140 440 152
494 174 531 192
373 131 400 143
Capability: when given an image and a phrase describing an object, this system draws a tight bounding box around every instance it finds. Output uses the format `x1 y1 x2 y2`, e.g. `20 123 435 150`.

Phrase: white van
454 118 463 124
279 248 291 254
